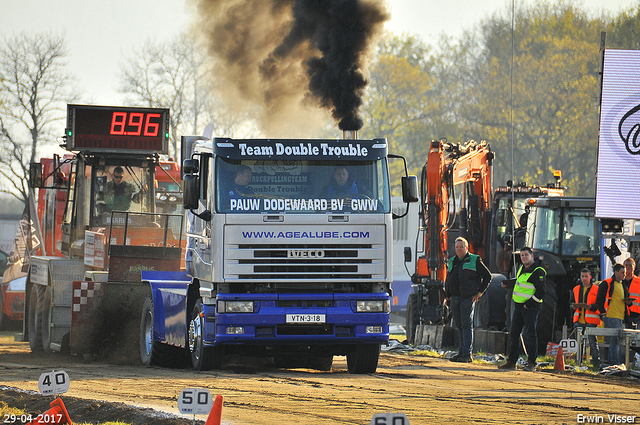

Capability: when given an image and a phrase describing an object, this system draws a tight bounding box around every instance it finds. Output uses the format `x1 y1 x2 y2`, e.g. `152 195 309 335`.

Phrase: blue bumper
206 292 389 346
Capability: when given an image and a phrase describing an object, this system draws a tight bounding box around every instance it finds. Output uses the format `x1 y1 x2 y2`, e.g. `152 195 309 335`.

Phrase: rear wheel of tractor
189 299 222 371
347 344 380 374
28 285 45 352
308 355 333 371
42 286 54 354
139 296 179 367
406 293 420 345
536 279 558 356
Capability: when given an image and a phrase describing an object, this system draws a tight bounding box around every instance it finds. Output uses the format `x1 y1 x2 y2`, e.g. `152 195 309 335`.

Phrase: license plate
286 314 326 324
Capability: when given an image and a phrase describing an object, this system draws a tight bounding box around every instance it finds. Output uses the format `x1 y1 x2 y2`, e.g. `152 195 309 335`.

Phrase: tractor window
528 206 560 253
562 209 599 256
93 164 154 226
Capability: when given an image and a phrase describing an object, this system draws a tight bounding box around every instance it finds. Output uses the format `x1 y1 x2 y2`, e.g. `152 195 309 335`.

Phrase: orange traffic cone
28 397 72 425
554 345 565 371
204 395 223 425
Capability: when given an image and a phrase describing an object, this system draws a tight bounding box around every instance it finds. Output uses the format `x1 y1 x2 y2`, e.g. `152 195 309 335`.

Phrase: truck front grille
226 243 382 281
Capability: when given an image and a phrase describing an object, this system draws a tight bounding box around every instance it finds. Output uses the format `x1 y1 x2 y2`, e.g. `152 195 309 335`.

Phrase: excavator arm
407 139 493 337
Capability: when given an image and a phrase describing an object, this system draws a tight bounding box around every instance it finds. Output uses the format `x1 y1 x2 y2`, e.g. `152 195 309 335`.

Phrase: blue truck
141 135 417 373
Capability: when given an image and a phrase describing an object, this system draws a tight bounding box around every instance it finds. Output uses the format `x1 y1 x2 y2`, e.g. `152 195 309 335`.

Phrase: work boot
453 355 473 363
498 361 516 370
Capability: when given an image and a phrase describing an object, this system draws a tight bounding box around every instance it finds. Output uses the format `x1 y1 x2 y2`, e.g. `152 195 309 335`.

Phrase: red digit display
126 112 144 136
68 105 169 154
110 112 127 135
144 113 160 136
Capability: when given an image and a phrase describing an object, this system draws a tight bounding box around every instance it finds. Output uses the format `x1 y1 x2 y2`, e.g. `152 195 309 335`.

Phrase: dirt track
1 331 639 425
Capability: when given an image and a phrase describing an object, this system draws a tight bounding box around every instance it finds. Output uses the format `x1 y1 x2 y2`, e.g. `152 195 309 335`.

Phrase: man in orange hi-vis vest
622 258 640 330
570 268 600 364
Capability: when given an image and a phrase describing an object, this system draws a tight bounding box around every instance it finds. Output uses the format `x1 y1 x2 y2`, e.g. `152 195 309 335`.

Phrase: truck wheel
347 344 380 374
28 285 45 352
189 299 223 371
139 297 180 367
406 293 420 345
536 279 558 356
42 287 54 354
308 355 333 371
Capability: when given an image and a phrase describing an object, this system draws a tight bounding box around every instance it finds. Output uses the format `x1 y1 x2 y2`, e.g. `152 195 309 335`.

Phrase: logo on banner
618 103 640 154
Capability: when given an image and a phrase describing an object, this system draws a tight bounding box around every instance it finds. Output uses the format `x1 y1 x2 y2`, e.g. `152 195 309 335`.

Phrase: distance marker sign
178 388 213 415
38 370 70 396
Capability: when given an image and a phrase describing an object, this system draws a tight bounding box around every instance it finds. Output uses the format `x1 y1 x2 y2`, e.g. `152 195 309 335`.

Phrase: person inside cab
320 166 359 198
104 166 147 212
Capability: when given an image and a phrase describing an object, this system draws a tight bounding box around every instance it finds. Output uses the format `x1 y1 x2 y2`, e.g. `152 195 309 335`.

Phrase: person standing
445 237 491 363
622 258 640 329
596 263 631 365
499 246 546 372
570 268 600 364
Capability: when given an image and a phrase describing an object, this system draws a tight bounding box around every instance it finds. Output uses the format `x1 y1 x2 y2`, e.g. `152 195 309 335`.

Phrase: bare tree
119 33 257 159
0 32 79 203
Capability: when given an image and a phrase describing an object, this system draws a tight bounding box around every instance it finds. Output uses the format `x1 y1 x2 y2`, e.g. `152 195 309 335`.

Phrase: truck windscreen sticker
230 198 378 212
242 231 370 239
239 142 368 158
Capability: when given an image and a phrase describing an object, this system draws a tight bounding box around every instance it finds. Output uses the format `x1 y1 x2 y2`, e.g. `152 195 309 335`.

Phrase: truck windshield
215 157 390 213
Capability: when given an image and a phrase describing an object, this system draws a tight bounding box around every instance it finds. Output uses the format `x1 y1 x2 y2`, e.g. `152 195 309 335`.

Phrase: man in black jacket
445 237 491 363
499 246 546 371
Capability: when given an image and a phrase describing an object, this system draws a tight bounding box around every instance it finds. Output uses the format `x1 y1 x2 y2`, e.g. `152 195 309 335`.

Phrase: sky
0 0 637 109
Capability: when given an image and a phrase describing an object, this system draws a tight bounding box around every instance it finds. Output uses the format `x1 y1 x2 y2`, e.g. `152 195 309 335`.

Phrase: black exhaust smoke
195 0 389 132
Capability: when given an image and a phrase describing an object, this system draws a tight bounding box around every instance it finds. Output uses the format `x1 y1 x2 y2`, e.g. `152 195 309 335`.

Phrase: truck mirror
183 174 199 210
183 159 199 175
404 246 412 263
402 176 418 203
29 163 43 188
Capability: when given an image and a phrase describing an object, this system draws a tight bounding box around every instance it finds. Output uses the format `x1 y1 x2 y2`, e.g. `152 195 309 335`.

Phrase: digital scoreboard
66 104 170 154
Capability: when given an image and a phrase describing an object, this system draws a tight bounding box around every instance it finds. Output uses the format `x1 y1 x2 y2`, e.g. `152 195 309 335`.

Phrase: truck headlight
356 300 389 313
217 300 254 313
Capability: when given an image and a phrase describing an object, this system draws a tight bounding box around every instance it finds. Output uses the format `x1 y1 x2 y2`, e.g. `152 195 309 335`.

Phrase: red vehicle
155 160 182 215
0 155 72 329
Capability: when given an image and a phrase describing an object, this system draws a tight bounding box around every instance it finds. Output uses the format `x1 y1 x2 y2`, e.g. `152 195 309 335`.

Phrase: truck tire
346 344 380 374
189 299 223 371
536 279 558 356
406 293 420 345
42 287 54 354
308 355 333 371
28 285 45 352
139 297 181 367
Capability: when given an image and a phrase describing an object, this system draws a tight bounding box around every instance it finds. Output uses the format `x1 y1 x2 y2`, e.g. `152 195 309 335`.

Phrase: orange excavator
405 139 494 343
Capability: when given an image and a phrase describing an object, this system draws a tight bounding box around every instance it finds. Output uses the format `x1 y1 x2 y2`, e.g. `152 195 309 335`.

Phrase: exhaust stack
343 130 358 140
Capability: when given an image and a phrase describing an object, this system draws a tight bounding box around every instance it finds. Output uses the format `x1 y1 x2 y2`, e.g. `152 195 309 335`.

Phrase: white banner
596 49 640 219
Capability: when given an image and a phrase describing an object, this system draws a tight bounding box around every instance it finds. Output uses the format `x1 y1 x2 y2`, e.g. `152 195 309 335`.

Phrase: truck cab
172 136 416 372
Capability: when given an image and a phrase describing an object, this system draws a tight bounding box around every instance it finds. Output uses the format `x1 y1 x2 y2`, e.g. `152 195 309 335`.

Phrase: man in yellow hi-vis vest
499 247 546 371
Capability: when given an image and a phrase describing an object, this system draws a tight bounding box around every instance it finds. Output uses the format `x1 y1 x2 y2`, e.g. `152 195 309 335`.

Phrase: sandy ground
0 331 639 425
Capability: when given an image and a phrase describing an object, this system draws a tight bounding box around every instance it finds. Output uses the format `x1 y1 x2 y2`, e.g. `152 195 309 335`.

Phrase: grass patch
389 333 406 341
0 402 131 425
